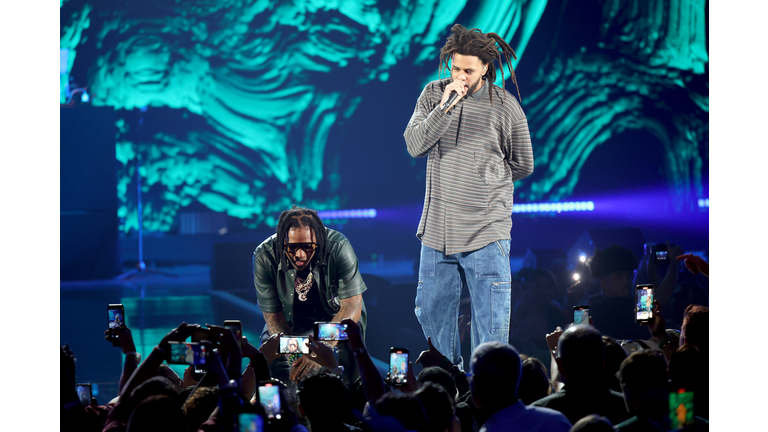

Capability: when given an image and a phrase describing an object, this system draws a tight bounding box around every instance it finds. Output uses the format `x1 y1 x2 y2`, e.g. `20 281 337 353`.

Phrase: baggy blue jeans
415 240 512 367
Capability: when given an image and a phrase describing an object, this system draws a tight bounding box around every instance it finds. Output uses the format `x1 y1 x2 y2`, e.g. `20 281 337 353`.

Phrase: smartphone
237 413 265 432
223 320 243 349
258 381 282 419
76 383 92 406
314 322 348 341
107 304 125 346
389 347 409 387
669 389 694 429
635 284 654 323
278 336 310 354
167 341 208 365
573 305 589 325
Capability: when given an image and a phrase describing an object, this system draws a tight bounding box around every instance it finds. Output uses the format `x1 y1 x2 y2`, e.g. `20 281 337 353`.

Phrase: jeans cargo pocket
490 284 511 335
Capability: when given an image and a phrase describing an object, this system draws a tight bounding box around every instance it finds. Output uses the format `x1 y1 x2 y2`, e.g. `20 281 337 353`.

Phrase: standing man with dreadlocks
253 206 367 386
404 24 534 368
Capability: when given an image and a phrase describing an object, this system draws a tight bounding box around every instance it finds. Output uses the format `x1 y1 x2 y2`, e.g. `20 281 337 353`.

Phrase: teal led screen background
61 0 708 233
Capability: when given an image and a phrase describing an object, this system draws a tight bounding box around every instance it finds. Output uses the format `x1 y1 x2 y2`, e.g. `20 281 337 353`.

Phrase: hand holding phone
167 341 209 365
314 322 348 341
573 305 589 325
76 383 92 406
258 381 283 420
389 348 409 387
277 336 310 355
635 284 654 323
107 304 125 347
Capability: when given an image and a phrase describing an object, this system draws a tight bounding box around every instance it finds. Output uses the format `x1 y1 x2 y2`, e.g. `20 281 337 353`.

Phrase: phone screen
389 349 409 386
258 384 282 419
238 413 265 432
655 250 668 261
573 306 589 325
669 389 694 429
279 336 309 354
636 286 654 322
108 305 124 329
76 384 92 406
168 342 208 365
316 322 348 341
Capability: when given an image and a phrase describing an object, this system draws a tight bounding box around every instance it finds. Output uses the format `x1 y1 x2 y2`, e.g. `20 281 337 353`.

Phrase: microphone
443 90 459 111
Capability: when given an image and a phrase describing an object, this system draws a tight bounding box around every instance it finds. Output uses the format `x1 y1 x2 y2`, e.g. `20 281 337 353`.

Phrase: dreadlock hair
274 206 329 271
439 24 520 104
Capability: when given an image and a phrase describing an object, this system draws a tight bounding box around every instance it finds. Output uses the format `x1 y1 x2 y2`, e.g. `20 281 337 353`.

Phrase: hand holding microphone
441 80 468 113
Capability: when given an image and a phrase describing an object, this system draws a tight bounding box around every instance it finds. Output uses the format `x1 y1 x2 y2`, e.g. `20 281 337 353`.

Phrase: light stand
116 108 176 280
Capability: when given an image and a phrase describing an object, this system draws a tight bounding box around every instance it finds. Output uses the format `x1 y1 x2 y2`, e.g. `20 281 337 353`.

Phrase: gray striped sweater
404 77 534 255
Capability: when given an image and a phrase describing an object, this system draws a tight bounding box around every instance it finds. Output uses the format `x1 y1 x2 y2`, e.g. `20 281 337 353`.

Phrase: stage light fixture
573 273 580 281
512 201 595 214
698 198 709 208
317 208 377 219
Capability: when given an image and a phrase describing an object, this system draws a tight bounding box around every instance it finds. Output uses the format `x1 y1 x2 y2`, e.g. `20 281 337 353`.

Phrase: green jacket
252 228 367 335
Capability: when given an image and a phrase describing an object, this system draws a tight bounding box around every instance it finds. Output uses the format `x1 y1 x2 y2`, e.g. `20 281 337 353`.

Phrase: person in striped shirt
404 24 534 369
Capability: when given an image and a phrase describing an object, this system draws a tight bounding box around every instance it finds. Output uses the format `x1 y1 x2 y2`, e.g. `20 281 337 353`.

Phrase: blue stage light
698 198 709 208
317 208 378 219
513 201 595 214
81 92 90 102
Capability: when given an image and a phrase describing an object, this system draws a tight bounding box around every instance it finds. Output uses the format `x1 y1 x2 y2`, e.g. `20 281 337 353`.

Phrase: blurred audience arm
676 253 709 278
104 325 140 396
342 317 387 403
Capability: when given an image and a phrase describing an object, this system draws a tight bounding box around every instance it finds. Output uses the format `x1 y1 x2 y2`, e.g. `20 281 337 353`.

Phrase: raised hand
256 333 282 364
415 336 445 368
104 325 137 354
289 354 322 383
676 253 709 277
305 334 339 370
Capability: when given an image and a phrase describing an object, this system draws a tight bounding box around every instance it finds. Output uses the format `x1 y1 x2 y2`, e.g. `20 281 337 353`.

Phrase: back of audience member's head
415 382 455 432
469 341 521 413
524 267 558 303
681 305 708 351
128 376 183 409
418 366 458 401
669 343 709 420
126 395 189 432
588 245 637 298
557 325 604 384
518 354 550 405
157 364 183 393
181 386 219 432
602 335 627 392
569 414 614 432
297 371 347 426
619 350 668 418
374 392 428 432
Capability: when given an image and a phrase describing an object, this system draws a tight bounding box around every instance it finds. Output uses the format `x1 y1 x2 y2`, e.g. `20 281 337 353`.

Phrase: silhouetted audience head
469 341 521 413
518 354 550 405
619 350 668 420
602 335 627 392
181 386 218 432
681 305 708 351
128 376 183 409
523 267 558 303
557 325 604 385
569 414 614 432
157 364 183 393
374 392 429 432
297 371 348 428
588 245 637 298
415 382 455 432
668 344 708 419
126 395 188 432
418 366 458 400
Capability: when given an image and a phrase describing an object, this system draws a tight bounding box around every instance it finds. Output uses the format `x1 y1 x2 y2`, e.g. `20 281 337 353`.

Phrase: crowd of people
60 246 709 432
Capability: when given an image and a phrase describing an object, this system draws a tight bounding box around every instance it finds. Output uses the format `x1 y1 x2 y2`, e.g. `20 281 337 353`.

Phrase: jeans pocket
419 245 436 277
490 283 511 335
475 240 511 278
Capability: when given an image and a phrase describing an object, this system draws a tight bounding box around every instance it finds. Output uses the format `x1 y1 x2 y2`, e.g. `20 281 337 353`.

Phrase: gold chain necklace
294 271 314 302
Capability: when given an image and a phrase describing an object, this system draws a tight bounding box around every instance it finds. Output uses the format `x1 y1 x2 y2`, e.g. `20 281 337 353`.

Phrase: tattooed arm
331 294 363 324
262 311 291 336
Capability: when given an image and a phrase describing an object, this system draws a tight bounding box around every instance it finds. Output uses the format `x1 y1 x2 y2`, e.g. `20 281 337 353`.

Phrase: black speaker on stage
60 107 120 280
